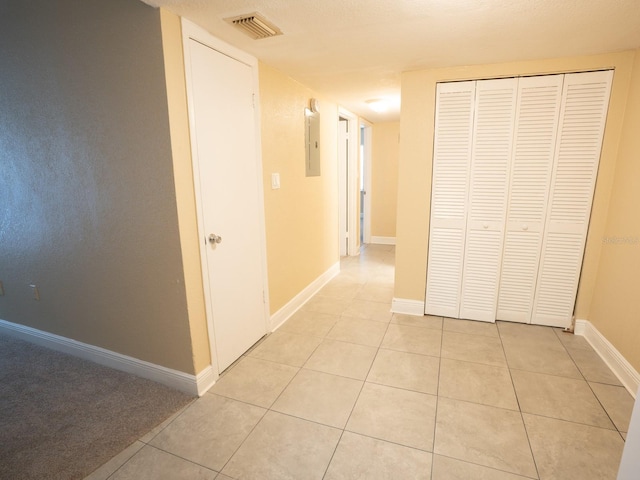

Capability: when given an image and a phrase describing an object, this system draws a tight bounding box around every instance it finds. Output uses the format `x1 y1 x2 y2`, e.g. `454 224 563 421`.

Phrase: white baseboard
370 236 396 245
575 319 640 398
0 319 208 397
194 366 216 396
270 261 341 331
391 298 425 316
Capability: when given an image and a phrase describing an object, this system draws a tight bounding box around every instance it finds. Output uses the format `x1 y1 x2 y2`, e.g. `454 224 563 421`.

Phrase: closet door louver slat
425 81 476 317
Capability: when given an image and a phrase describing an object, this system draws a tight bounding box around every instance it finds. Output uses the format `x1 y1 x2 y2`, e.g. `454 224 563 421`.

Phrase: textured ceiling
142 0 640 122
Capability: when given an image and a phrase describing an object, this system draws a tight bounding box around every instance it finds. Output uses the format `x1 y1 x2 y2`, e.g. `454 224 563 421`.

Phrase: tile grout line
95 248 401 480
434 452 540 480
210 324 327 479
99 389 202 478
497 322 542 480
321 312 395 479
554 328 627 437
430 315 445 480
221 252 395 479
105 444 219 480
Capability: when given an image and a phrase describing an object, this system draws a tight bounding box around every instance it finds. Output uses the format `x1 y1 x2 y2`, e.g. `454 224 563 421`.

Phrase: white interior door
186 37 268 372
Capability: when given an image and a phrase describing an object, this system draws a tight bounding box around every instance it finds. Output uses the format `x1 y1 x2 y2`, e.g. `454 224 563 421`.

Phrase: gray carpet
0 332 195 480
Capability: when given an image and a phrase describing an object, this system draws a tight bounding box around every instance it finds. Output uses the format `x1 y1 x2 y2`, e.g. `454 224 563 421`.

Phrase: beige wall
0 0 200 374
159 10 211 373
589 50 640 371
396 51 635 320
259 63 340 314
371 122 400 239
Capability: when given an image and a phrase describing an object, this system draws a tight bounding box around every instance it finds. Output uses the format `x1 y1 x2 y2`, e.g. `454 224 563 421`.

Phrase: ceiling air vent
225 13 282 39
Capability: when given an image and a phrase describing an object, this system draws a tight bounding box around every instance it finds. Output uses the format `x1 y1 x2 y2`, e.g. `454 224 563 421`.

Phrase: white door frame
338 107 360 256
360 119 373 245
181 19 270 377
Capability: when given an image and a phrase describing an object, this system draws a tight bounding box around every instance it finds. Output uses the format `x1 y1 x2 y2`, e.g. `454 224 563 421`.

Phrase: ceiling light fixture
366 99 390 113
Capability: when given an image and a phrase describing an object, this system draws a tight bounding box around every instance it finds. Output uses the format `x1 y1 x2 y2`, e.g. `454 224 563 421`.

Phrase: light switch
271 173 281 190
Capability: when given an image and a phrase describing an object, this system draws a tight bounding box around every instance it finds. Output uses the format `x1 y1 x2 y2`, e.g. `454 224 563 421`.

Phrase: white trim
575 319 640 398
0 319 210 396
270 261 341 331
194 366 216 396
181 19 270 376
391 298 426 316
370 236 396 245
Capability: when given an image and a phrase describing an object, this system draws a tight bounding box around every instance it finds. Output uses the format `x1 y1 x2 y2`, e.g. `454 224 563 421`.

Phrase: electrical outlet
29 284 40 301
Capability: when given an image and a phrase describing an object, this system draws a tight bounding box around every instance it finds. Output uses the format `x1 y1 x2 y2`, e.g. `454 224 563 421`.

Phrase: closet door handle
522 224 529 231
483 223 489 229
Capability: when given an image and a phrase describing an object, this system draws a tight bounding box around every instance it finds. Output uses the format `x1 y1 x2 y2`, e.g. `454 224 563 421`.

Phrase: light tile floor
87 245 634 480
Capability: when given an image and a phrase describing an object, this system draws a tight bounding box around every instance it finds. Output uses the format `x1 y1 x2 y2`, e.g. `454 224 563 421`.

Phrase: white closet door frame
532 70 613 327
497 74 564 323
425 81 476 317
459 78 518 322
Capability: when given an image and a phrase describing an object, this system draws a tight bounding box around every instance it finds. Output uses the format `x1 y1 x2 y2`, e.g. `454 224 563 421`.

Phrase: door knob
208 233 222 244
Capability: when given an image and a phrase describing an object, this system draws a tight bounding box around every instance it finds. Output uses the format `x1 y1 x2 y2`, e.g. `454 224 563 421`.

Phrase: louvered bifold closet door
532 70 613 327
496 75 564 323
425 81 476 317
459 78 518 322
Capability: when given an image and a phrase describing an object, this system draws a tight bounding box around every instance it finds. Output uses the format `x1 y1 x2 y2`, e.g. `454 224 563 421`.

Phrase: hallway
88 245 633 479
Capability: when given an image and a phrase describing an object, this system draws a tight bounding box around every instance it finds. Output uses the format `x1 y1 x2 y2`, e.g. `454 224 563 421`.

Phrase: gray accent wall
0 0 196 374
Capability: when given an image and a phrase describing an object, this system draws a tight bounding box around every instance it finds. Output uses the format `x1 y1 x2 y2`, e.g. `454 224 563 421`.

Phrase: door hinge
252 93 256 108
